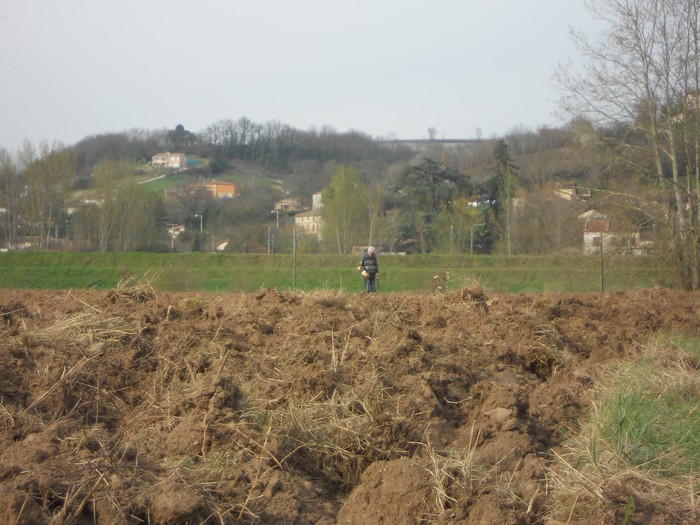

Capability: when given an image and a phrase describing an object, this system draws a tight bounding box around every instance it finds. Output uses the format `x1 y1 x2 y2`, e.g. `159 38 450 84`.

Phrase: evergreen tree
398 158 471 253
492 140 519 255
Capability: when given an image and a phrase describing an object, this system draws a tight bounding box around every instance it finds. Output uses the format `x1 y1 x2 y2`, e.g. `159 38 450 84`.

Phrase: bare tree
172 183 212 220
200 119 240 157
21 143 76 249
365 182 383 246
0 148 20 250
557 0 700 289
287 160 324 209
78 160 164 252
511 186 582 255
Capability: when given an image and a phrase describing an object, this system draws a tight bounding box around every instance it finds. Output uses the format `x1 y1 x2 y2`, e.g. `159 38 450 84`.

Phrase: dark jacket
360 253 378 276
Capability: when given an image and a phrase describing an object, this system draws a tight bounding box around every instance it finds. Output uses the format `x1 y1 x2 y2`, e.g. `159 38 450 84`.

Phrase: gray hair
367 246 376 255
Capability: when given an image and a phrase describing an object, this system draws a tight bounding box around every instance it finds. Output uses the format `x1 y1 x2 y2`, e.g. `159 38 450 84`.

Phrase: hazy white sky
0 0 604 151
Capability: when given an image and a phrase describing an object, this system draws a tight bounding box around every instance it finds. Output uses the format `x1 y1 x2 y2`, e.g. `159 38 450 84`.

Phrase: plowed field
0 287 698 524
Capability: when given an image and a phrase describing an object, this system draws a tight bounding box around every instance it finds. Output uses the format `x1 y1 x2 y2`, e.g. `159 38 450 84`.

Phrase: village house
583 218 611 255
167 224 186 237
554 185 591 201
582 215 644 255
273 197 303 213
295 209 323 237
295 192 324 238
197 181 236 199
152 152 187 169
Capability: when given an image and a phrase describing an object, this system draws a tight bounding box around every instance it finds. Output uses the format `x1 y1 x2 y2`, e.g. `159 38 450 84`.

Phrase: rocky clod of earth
0 287 698 524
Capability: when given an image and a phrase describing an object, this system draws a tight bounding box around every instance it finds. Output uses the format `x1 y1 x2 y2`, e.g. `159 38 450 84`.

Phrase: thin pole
292 227 297 289
599 233 605 293
470 225 474 255
450 224 454 253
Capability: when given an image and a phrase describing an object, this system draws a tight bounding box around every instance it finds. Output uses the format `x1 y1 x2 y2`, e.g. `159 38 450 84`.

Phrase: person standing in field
359 246 379 293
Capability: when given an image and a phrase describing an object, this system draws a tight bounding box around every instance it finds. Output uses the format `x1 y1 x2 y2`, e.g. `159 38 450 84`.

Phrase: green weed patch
547 334 700 522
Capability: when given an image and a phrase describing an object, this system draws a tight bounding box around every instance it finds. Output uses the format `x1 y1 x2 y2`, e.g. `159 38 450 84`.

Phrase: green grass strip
0 252 676 292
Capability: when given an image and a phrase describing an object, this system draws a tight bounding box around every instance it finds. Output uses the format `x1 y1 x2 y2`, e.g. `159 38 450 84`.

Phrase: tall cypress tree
492 140 519 255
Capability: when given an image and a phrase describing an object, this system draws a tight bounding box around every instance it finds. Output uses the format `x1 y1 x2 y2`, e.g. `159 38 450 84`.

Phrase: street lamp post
270 209 279 229
167 224 178 252
194 214 203 233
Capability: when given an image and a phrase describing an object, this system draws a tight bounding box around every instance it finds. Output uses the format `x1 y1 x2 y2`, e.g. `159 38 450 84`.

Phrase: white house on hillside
152 152 187 169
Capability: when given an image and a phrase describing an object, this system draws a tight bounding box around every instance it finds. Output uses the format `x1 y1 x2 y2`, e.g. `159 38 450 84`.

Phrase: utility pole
292 226 297 289
268 209 280 254
599 232 605 293
450 224 454 253
267 226 272 254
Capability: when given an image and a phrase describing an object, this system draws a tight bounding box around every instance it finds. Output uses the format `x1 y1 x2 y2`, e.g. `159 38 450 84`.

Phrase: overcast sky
0 0 604 152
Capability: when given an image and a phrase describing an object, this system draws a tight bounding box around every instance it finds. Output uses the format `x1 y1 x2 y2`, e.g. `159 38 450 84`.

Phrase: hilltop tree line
0 124 592 259
0 110 588 251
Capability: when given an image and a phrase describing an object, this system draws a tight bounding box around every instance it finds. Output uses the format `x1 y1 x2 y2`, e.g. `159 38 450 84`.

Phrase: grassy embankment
548 334 700 522
0 252 676 293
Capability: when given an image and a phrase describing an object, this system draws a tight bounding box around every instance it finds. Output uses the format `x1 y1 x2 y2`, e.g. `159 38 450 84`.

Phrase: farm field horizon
0 251 676 293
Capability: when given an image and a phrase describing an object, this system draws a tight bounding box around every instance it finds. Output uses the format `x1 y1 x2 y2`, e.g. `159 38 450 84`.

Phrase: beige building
295 209 324 237
152 152 187 169
295 192 324 238
274 197 303 212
